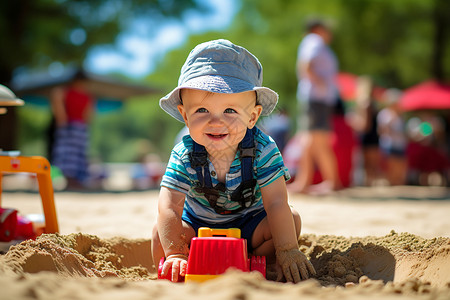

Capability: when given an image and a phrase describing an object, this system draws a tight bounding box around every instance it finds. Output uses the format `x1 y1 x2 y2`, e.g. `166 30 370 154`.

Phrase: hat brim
160 75 278 122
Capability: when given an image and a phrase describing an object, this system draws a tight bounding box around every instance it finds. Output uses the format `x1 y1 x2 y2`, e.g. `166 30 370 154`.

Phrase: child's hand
275 248 316 283
161 254 188 282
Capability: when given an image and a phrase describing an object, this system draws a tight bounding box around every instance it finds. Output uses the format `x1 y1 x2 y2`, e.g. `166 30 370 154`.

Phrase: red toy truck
158 227 266 283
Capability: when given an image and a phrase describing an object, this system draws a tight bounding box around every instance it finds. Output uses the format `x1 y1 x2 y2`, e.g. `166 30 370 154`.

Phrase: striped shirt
161 126 290 224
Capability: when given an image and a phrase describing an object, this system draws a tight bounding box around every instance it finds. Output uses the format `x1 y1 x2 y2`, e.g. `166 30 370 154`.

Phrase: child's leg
151 221 196 268
251 208 301 262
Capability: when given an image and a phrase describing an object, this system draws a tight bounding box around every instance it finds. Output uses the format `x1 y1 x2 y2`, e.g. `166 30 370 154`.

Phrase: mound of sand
1 231 449 300
0 233 154 279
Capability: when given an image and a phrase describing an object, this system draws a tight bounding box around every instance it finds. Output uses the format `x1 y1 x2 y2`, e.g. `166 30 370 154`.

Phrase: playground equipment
158 227 266 283
0 84 59 243
0 154 59 235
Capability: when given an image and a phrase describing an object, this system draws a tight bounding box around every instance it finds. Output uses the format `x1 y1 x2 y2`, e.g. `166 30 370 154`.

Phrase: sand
1 186 450 299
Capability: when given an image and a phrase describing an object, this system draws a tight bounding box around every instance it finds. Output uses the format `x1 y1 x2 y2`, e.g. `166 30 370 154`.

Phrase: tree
0 0 205 84
228 0 449 104
7 0 450 159
0 0 205 150
144 0 450 157
99 0 450 161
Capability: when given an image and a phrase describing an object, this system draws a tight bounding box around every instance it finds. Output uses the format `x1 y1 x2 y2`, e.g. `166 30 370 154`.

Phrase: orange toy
0 84 59 236
0 155 59 234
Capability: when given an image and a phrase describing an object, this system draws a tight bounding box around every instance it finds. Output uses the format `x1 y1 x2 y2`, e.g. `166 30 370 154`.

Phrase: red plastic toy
0 208 39 243
158 227 266 283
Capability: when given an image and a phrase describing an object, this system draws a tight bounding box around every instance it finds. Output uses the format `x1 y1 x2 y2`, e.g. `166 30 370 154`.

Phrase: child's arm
261 176 316 282
157 186 190 281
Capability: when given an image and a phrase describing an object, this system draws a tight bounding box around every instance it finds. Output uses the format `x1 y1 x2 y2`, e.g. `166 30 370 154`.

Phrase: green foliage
88 95 186 162
16 106 51 156
11 0 450 163
139 0 450 160
332 0 438 87
0 0 203 82
3 0 203 160
226 0 449 99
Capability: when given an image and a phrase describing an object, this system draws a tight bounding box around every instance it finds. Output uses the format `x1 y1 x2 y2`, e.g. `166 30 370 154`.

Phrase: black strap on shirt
190 128 257 214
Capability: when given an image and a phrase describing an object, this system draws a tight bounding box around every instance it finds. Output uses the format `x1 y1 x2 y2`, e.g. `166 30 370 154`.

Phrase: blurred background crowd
0 0 449 192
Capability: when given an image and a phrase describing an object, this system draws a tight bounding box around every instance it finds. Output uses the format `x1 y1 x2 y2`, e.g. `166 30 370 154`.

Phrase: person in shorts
288 20 341 195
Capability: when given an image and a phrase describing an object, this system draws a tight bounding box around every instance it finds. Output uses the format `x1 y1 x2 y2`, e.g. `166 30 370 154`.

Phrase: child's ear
177 104 189 126
248 104 263 129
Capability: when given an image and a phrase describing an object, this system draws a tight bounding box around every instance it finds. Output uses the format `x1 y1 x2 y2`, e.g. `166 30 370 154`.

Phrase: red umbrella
400 80 450 111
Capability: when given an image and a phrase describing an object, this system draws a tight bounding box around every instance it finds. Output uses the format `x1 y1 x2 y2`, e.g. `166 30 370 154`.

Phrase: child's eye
224 108 236 113
196 108 208 113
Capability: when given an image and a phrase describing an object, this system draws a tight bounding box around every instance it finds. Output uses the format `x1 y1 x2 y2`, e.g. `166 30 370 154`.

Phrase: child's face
178 89 262 155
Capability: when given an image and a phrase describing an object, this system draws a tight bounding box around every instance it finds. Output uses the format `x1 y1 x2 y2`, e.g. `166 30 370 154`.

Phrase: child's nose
208 113 223 125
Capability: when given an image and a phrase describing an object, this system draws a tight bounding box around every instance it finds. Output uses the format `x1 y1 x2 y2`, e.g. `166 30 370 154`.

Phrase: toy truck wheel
250 256 266 278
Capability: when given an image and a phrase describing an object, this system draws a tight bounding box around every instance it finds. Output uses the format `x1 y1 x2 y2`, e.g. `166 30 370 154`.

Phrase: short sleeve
160 148 192 194
254 130 291 188
298 34 323 62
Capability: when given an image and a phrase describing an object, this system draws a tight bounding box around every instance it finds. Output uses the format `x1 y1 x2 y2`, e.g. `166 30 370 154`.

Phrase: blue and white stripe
52 122 89 182
161 126 290 224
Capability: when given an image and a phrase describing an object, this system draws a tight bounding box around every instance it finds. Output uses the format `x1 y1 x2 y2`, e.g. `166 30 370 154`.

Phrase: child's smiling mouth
207 133 228 140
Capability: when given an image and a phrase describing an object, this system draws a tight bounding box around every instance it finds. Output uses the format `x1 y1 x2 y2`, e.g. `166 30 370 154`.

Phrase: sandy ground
1 185 450 299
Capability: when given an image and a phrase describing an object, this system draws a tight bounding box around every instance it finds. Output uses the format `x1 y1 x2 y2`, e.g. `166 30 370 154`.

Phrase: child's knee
291 209 302 237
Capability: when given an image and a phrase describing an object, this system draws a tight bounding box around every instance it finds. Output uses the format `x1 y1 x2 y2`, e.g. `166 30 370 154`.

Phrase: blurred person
328 98 356 188
132 153 164 190
405 113 449 186
50 71 94 190
131 140 165 190
282 98 357 188
288 19 340 194
259 107 290 153
350 76 382 186
377 88 407 185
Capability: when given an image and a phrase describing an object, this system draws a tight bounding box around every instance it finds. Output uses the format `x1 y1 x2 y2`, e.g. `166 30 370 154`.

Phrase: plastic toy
0 84 59 241
158 227 266 283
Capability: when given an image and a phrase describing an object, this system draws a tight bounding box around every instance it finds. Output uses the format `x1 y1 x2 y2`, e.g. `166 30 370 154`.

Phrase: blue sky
84 0 239 78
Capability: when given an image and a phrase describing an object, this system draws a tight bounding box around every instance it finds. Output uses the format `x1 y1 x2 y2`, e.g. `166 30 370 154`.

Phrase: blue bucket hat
160 39 278 122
